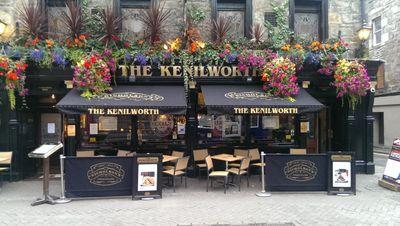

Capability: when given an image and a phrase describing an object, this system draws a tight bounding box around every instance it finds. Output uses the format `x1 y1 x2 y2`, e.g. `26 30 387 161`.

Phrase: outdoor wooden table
162 155 179 163
211 153 244 170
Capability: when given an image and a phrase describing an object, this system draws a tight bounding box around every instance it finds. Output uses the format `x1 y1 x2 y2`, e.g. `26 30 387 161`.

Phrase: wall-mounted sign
262 116 280 129
89 123 98 135
300 121 310 133
234 107 298 114
328 152 356 195
67 125 76 137
88 108 160 115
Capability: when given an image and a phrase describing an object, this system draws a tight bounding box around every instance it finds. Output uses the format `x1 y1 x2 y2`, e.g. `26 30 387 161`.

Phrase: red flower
7 71 18 81
124 42 130 48
111 35 120 41
84 61 91 69
90 56 97 63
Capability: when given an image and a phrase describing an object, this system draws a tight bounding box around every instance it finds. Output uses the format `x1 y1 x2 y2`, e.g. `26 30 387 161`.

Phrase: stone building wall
367 0 400 93
0 0 363 52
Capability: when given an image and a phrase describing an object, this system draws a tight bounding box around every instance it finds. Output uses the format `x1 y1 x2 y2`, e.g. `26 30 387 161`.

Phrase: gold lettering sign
331 155 352 161
122 65 259 78
87 162 125 186
137 157 159 164
95 92 164 102
233 107 298 114
88 108 159 115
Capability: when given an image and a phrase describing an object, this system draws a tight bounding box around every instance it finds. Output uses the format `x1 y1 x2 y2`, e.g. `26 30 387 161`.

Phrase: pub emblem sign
284 160 317 182
225 91 276 101
87 162 125 186
95 92 164 102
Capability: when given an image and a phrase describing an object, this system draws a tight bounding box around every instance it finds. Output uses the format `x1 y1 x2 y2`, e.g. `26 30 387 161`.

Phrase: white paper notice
90 123 98 135
383 159 400 179
332 162 351 188
47 123 55 134
137 164 158 192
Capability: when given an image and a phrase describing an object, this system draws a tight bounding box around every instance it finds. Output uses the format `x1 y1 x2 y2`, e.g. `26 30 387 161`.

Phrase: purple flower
163 52 172 60
135 53 147 66
125 52 132 62
29 49 44 62
227 54 237 63
53 53 67 66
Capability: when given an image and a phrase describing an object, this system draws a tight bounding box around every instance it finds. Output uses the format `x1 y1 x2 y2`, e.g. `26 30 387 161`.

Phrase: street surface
0 153 398 226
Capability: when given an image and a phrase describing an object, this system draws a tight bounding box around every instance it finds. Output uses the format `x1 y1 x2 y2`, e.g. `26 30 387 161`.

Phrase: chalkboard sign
132 153 162 199
327 152 356 195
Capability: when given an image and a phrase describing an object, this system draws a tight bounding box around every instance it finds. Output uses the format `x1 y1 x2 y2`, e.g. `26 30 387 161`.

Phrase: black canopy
56 85 187 115
201 85 324 114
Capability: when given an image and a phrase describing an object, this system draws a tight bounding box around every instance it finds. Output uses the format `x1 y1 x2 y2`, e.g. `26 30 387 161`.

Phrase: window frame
372 16 382 46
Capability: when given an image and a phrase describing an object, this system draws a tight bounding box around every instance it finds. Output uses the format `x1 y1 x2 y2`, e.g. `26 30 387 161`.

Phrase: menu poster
137 164 158 192
67 125 76 137
99 116 118 131
47 123 55 134
89 123 98 135
332 162 351 188
300 122 309 133
262 116 279 129
177 123 185 135
382 146 400 184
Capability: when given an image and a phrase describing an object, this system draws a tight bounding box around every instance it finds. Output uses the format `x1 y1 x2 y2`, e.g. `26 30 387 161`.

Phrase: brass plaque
331 155 352 161
137 157 159 164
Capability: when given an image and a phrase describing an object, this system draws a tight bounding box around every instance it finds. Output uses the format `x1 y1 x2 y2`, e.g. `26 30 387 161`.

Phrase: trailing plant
212 16 231 45
60 0 84 41
262 57 299 100
16 0 47 41
332 59 370 110
98 6 122 48
138 0 172 45
0 56 28 109
264 0 293 50
73 53 112 98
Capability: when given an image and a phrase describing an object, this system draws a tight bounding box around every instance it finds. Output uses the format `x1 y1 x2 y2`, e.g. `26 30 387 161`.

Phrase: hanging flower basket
0 56 28 110
332 59 370 110
261 57 299 101
73 53 112 99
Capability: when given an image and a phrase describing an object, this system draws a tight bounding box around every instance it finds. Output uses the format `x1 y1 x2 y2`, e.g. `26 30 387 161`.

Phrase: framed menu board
327 152 356 195
99 116 118 131
132 153 162 199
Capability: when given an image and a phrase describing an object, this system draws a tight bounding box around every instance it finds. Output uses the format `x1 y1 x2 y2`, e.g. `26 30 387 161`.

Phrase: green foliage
264 0 293 50
8 89 15 110
188 7 205 24
66 48 86 65
81 0 102 38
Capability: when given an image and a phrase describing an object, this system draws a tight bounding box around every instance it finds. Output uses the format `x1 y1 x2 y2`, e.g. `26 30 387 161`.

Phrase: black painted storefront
0 61 383 180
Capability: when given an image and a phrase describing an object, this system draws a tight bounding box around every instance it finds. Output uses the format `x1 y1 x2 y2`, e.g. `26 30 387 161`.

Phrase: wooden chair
0 151 13 185
228 158 251 191
205 155 229 194
162 156 190 192
290 149 307 155
228 149 249 168
249 148 265 180
193 149 209 179
117 150 131 157
76 150 95 157
164 150 185 170
126 152 136 157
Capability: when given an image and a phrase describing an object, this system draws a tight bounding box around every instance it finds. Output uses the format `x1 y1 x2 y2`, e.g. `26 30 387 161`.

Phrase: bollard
256 151 271 197
55 154 72 204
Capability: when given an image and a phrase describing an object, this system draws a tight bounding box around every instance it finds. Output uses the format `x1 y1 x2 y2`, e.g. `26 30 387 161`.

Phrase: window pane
138 115 186 143
294 12 319 40
197 114 245 144
250 115 296 144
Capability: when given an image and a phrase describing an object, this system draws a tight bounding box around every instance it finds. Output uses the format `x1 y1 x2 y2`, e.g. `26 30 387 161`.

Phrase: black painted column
364 91 375 174
8 110 20 180
346 109 356 154
186 86 198 156
64 115 77 156
131 116 138 152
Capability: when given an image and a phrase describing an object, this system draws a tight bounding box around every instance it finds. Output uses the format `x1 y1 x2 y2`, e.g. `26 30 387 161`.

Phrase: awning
56 85 187 115
201 85 324 114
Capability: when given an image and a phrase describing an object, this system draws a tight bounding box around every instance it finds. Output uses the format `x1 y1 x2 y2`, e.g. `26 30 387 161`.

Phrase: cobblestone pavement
0 154 399 226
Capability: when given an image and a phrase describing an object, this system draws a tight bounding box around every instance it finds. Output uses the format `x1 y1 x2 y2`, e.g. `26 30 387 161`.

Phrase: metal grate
264 12 277 27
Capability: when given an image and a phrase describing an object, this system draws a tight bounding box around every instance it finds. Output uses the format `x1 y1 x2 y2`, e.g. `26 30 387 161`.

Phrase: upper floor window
46 0 66 7
120 0 151 38
372 16 382 45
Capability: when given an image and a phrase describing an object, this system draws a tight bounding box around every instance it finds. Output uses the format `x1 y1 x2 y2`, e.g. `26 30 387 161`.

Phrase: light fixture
51 94 56 99
0 19 7 35
357 22 372 41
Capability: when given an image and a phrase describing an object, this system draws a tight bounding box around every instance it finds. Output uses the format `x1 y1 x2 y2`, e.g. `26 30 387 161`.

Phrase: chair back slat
249 148 260 161
76 150 95 157
0 151 12 164
234 149 249 157
175 156 190 171
193 149 208 162
205 155 213 171
290 149 307 155
126 152 136 157
172 150 185 158
117 150 131 157
240 158 251 170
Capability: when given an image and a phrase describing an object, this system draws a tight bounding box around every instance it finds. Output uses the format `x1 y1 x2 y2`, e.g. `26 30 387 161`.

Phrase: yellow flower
196 41 206 49
281 44 291 51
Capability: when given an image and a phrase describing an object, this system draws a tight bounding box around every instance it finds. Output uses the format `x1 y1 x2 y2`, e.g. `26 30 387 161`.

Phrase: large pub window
46 0 67 37
289 0 328 41
117 0 151 38
211 0 253 39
